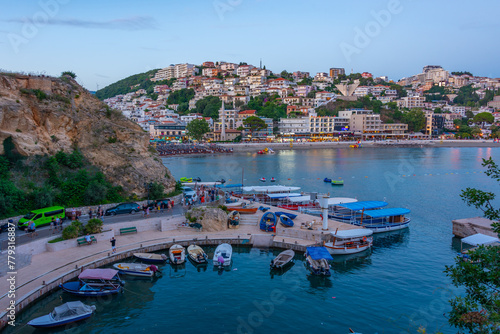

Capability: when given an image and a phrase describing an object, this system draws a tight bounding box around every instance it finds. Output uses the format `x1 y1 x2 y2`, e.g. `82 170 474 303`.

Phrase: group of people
182 186 220 208
142 199 175 217
88 206 105 220
49 217 63 234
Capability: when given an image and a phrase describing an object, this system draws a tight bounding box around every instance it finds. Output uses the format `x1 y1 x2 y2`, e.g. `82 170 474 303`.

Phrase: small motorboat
227 207 258 214
259 212 277 232
187 245 208 264
192 177 201 182
228 210 240 228
270 177 276 182
113 263 159 277
180 177 192 182
259 206 270 212
270 249 295 269
324 178 332 183
169 244 186 265
27 301 96 328
133 252 168 264
225 201 243 207
274 212 298 219
279 215 294 228
257 150 265 154
216 178 226 184
305 247 333 276
260 177 266 182
213 243 232 267
59 269 123 297
331 180 344 186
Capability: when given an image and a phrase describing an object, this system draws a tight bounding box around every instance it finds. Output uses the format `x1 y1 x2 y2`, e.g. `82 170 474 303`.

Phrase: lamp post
144 182 152 205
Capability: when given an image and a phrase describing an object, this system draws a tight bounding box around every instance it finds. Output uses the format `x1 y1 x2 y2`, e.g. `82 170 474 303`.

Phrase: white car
184 192 198 204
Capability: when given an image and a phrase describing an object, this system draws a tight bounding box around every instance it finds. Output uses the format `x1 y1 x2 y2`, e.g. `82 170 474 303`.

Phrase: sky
1 0 499 90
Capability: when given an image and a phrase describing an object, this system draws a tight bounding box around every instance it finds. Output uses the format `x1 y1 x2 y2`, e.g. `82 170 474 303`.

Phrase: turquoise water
9 147 500 334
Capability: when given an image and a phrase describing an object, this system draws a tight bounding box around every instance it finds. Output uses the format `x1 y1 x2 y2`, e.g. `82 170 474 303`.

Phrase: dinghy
213 243 232 267
279 215 294 227
270 177 276 182
59 269 123 297
228 210 240 227
270 249 295 269
305 247 333 276
28 301 96 328
260 177 266 182
169 244 186 265
274 211 298 219
324 178 332 183
187 245 208 264
133 252 168 264
259 212 277 232
113 263 159 277
227 207 258 214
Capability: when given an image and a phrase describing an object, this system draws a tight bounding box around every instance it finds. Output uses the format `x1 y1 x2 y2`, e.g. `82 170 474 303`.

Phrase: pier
452 217 497 238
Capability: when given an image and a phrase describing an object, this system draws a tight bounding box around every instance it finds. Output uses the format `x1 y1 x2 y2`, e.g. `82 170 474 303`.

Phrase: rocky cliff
0 73 175 196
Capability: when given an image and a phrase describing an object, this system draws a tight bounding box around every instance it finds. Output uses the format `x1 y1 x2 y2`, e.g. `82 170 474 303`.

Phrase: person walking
50 217 55 234
55 216 62 231
110 237 117 254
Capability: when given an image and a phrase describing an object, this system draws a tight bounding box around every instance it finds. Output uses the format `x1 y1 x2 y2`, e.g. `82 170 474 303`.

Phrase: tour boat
260 211 277 232
324 229 373 255
113 263 158 277
27 301 96 328
270 249 295 269
279 215 294 228
59 269 123 297
323 178 332 183
227 207 258 214
329 201 388 221
133 252 168 264
351 208 411 233
187 245 208 264
169 244 186 265
213 243 232 267
305 247 333 276
331 180 344 186
260 177 266 182
228 210 240 227
274 211 298 219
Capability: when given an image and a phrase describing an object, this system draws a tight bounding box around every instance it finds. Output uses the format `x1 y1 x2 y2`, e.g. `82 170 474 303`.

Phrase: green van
18 206 66 230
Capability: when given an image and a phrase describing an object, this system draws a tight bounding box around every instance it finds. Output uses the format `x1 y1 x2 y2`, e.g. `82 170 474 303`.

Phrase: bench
120 227 137 235
77 236 97 246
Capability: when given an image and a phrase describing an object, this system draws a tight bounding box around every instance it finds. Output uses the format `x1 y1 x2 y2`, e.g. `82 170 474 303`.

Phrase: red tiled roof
239 110 256 115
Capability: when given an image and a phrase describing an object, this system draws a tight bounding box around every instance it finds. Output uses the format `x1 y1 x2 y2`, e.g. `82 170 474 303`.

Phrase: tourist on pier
110 237 116 254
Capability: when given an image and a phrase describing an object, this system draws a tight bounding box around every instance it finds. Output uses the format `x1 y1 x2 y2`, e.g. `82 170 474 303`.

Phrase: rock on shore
187 207 228 232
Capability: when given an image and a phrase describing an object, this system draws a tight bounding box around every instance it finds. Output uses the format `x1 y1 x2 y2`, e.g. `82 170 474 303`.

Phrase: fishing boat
213 243 232 267
331 180 344 186
187 245 208 264
113 263 159 277
169 244 186 265
279 215 294 228
324 229 373 255
270 177 276 182
228 210 240 227
59 269 123 297
27 301 96 328
260 177 266 182
323 178 332 183
329 201 388 221
260 211 277 232
274 211 298 219
133 252 168 264
352 208 411 233
305 247 333 276
227 207 258 214
270 249 295 269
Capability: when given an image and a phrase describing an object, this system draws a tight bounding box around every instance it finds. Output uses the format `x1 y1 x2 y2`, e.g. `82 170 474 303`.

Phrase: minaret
221 101 226 141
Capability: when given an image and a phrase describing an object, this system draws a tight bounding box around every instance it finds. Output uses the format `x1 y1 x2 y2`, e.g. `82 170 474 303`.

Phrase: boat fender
362 236 367 242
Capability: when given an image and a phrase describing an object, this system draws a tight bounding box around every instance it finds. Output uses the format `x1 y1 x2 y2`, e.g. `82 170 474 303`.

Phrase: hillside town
102 62 500 142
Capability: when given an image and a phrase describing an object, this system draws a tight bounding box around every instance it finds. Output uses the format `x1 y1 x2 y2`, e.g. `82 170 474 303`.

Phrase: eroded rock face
187 207 228 232
0 73 175 196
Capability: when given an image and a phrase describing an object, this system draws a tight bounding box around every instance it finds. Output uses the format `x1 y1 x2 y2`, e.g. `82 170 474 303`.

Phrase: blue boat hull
29 313 93 328
275 212 298 220
279 216 294 228
259 212 277 232
60 282 122 297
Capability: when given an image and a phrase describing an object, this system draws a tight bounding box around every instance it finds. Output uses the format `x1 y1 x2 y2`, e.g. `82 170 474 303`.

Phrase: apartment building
309 116 349 134
236 65 254 77
329 68 345 78
400 96 425 109
278 117 309 135
339 109 381 133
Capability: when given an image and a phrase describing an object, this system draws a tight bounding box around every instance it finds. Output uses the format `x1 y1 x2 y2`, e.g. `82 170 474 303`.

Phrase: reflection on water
372 229 410 250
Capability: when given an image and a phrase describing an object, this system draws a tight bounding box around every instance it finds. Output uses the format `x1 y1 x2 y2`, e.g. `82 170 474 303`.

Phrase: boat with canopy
27 301 96 328
59 269 123 297
351 208 411 233
329 201 388 221
305 247 333 276
324 229 373 255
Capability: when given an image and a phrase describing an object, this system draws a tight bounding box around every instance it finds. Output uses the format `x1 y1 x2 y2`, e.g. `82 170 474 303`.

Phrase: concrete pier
452 217 497 238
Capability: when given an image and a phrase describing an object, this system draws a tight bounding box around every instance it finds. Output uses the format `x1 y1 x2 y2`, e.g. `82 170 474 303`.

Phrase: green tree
191 96 221 119
473 112 494 125
61 71 76 79
445 157 500 332
243 116 266 136
186 119 211 141
149 182 165 200
166 88 195 105
402 108 426 132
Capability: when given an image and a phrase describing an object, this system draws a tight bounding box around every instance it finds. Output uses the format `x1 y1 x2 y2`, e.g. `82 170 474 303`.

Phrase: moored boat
331 179 344 186
279 215 294 228
260 211 277 232
274 211 298 219
169 244 186 265
323 178 332 183
113 263 159 277
227 207 258 214
59 269 123 297
270 249 295 269
270 177 276 182
324 229 373 255
228 210 240 227
329 201 388 221
133 252 168 264
179 177 192 182
260 177 266 182
187 245 208 264
213 243 232 267
305 247 333 276
352 208 411 233
27 301 96 328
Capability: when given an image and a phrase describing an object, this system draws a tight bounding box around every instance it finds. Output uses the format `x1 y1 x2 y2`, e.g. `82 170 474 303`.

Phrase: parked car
147 199 172 209
105 203 141 216
18 206 66 230
184 193 198 204
0 220 10 233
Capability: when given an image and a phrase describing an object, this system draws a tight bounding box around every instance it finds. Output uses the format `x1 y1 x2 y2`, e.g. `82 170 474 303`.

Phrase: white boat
324 229 373 255
270 249 295 269
225 201 244 207
242 185 301 193
28 301 95 328
133 253 167 264
352 208 411 233
169 244 186 265
213 243 232 267
187 245 208 264
113 263 157 277
305 247 333 276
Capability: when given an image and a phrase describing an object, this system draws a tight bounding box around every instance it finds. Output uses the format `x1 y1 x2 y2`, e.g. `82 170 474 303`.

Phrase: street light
144 182 153 205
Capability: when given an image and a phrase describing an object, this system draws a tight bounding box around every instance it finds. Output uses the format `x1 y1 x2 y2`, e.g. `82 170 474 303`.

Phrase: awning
267 193 302 199
334 201 388 211
79 269 119 280
326 197 357 206
289 195 311 202
306 247 333 260
461 233 500 246
362 208 410 218
243 185 301 193
331 229 373 239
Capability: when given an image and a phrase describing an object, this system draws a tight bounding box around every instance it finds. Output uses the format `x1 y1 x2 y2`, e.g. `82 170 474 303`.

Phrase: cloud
3 16 159 31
